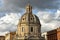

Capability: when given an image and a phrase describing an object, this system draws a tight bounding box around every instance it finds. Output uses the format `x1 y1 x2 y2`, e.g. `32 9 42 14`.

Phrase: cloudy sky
0 0 60 35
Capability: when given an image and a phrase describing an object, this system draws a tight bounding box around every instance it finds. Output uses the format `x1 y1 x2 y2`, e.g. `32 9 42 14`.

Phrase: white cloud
0 10 60 35
37 11 54 23
55 10 60 19
0 32 9 36
36 10 60 32
0 13 21 35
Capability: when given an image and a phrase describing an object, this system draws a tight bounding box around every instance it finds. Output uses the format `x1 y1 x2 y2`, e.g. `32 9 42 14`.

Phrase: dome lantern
26 3 32 13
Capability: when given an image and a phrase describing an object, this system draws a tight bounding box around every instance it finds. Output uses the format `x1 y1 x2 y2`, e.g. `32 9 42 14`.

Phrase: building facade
5 32 16 40
57 28 60 40
47 29 57 40
47 27 60 40
15 4 41 40
5 33 10 40
0 36 5 40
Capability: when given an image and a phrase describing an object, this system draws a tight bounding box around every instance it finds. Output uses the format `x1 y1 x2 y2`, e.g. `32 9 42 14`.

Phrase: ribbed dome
20 13 40 24
19 4 40 25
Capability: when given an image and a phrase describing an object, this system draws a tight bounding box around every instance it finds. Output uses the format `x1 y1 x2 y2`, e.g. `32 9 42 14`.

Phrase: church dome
19 4 40 25
16 4 41 40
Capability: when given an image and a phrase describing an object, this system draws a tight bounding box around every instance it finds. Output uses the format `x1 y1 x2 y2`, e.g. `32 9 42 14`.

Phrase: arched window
22 27 24 32
31 27 33 32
